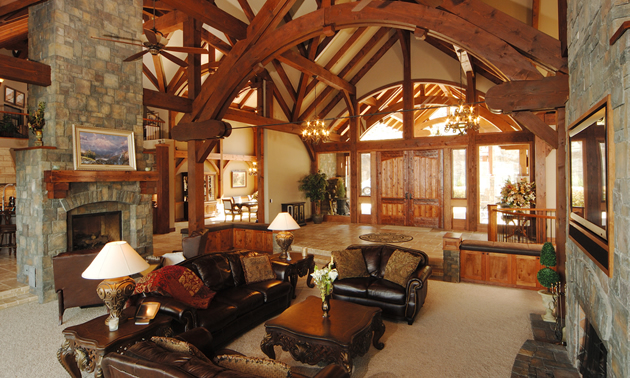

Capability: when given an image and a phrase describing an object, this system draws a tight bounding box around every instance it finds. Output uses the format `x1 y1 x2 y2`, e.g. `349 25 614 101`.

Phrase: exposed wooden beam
271 60 297 102
0 16 27 46
143 89 192 112
511 111 558 149
152 9 188 34
152 54 167 92
272 86 292 120
437 0 567 73
532 0 540 29
0 0 44 18
0 54 51 86
200 29 232 55
237 0 256 22
171 119 232 141
159 0 247 40
485 75 569 113
278 49 355 94
143 63 160 90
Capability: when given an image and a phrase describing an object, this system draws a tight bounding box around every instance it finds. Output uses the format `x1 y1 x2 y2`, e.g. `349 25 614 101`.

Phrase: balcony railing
488 204 556 244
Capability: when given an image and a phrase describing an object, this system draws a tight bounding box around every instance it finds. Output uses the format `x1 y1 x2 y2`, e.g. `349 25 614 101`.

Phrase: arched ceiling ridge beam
174 1 543 138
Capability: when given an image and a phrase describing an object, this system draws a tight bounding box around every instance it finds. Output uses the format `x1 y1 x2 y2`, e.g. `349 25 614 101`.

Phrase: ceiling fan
91 0 209 67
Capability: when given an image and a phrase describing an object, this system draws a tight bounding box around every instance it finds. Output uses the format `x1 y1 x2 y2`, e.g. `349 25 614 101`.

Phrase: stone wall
566 1 630 376
17 0 150 303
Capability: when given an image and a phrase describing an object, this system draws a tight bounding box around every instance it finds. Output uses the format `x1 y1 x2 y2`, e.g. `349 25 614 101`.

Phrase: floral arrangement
28 101 46 132
310 263 338 301
499 178 536 208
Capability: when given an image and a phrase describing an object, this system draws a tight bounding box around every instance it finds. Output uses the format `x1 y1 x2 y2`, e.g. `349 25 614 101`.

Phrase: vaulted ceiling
0 0 565 143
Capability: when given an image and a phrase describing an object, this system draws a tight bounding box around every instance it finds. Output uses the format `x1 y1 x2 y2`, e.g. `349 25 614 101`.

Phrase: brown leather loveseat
101 328 349 378
332 244 431 325
134 250 293 348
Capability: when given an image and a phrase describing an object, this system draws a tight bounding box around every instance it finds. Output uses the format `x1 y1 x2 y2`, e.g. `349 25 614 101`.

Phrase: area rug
359 232 413 243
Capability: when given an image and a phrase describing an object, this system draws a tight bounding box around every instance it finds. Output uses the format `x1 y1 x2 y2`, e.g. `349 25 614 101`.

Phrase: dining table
232 201 258 221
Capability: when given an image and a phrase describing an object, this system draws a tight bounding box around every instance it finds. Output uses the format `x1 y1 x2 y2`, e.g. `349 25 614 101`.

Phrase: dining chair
223 198 242 222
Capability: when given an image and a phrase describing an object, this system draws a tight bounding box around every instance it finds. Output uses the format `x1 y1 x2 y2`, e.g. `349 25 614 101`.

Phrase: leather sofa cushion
359 245 383 276
193 254 235 292
213 287 265 315
195 302 238 332
245 280 291 303
367 278 406 304
332 277 375 298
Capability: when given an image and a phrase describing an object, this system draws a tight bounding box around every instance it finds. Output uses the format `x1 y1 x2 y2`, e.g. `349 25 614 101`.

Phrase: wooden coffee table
57 307 172 378
261 296 385 374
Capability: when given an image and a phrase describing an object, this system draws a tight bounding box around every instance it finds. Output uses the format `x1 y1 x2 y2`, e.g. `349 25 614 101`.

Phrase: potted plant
28 101 46 146
298 170 328 224
537 242 560 322
335 178 347 216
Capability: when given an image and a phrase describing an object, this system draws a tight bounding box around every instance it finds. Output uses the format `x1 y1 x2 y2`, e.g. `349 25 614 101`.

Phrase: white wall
264 129 311 223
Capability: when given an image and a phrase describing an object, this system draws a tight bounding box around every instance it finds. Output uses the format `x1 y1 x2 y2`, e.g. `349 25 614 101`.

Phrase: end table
270 252 315 298
57 306 172 378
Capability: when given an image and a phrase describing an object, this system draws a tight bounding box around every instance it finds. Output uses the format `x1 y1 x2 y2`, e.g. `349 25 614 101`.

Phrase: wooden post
155 144 170 234
555 108 567 280
466 131 478 231
487 204 497 242
188 140 205 233
349 94 359 223
444 148 452 230
400 30 414 140
535 136 548 242
184 17 202 99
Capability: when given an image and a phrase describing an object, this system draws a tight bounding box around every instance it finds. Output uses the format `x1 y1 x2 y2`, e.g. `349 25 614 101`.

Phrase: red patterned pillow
134 265 215 309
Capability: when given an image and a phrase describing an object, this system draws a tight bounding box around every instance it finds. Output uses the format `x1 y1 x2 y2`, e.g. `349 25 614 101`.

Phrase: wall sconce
249 161 257 176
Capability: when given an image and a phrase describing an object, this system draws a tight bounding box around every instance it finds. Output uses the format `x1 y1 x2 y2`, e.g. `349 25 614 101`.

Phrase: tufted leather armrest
135 295 197 331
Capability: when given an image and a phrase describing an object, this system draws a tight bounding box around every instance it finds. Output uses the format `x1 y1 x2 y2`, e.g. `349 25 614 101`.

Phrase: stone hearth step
0 286 37 310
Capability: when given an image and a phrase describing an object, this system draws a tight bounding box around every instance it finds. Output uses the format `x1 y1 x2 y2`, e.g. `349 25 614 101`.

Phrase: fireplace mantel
44 170 158 199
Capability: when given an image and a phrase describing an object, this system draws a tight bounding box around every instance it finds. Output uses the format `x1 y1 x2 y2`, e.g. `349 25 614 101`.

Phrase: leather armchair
101 328 349 378
332 244 431 325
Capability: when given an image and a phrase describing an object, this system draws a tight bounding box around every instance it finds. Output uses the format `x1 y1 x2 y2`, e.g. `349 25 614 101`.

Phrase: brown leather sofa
101 328 349 378
134 250 293 349
331 244 431 325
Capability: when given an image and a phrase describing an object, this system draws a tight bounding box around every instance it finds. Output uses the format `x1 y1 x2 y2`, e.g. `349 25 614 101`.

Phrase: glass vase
322 294 331 318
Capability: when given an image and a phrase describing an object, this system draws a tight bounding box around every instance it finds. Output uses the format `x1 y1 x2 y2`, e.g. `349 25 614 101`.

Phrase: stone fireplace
15 0 153 303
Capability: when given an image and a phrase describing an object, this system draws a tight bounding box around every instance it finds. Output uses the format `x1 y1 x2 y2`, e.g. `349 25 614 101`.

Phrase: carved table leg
371 314 386 350
338 351 353 374
306 259 315 288
57 340 81 378
260 332 277 359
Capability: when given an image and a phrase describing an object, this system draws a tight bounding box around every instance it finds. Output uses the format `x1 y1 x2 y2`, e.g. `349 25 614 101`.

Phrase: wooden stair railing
488 204 556 244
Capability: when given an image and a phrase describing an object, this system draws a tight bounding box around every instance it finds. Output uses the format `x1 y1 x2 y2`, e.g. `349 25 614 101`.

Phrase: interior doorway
377 150 443 227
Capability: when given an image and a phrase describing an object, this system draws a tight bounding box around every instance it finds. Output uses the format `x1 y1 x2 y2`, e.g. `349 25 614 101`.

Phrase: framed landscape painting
72 125 136 171
231 170 246 188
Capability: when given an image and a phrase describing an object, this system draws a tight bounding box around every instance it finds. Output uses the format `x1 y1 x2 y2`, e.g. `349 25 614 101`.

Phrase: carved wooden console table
261 296 385 374
57 307 171 378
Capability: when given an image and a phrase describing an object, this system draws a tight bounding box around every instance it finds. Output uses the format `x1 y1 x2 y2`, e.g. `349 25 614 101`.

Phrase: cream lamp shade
81 241 150 331
268 212 300 231
82 241 149 279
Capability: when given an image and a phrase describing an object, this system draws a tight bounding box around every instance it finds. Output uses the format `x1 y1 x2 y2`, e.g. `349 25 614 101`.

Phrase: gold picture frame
231 170 246 188
72 125 137 171
15 91 24 107
4 86 15 104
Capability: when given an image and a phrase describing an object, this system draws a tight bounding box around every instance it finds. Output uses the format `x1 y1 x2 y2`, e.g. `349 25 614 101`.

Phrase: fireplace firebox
68 211 122 251
578 319 607 378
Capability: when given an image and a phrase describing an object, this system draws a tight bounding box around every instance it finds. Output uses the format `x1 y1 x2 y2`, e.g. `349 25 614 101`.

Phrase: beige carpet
0 279 542 377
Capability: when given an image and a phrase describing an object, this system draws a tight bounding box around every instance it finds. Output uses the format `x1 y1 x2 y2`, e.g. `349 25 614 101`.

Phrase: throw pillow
151 336 211 363
133 265 216 309
331 249 369 280
383 249 422 287
240 255 276 284
214 354 291 378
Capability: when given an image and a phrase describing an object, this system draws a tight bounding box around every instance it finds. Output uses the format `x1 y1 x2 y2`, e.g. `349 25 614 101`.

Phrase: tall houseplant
298 171 328 224
537 242 560 322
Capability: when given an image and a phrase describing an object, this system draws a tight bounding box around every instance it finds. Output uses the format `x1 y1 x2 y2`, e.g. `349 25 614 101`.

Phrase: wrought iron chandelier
301 76 330 144
444 103 480 135
445 63 480 135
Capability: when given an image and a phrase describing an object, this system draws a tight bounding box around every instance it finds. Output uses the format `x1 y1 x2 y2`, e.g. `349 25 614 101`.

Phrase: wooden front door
378 150 443 227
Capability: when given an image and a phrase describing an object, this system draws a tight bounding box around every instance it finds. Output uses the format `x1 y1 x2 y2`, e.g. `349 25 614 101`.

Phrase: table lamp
268 212 300 260
82 241 150 331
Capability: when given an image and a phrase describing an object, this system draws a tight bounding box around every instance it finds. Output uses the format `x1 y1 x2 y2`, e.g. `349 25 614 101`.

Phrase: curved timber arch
177 1 544 128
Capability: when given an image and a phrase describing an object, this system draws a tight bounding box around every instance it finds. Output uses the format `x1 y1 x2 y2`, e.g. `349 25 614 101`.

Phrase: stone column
442 232 462 283
17 0 149 303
